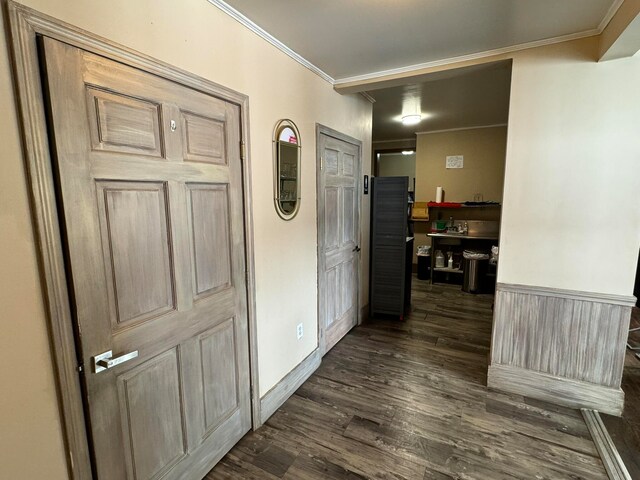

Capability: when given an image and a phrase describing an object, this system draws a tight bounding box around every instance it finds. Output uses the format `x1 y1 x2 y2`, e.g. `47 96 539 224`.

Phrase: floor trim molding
260 348 321 424
488 364 624 416
582 409 632 480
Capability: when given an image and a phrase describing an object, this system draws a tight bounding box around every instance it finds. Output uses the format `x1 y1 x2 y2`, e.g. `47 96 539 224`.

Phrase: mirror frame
273 119 302 220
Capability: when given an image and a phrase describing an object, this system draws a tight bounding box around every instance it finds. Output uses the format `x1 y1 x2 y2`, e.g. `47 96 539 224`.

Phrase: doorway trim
6 2 260 477
315 124 363 356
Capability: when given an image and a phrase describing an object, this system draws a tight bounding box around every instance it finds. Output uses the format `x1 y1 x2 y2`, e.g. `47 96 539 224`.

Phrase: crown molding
372 138 416 145
207 0 625 90
415 124 508 135
333 29 601 87
599 0 625 32
359 91 376 103
205 0 335 84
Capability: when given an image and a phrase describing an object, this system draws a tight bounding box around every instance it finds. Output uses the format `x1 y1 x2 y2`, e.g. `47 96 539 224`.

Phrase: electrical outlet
296 323 304 340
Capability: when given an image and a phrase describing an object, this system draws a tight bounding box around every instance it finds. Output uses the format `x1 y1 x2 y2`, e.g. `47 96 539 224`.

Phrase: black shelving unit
370 177 412 319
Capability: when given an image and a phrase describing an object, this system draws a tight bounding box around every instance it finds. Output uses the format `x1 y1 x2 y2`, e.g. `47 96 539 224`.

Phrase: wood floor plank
207 279 608 479
283 452 368 480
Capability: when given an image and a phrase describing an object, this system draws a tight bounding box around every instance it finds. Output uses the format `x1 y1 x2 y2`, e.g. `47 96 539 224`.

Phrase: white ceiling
371 61 512 141
219 0 619 81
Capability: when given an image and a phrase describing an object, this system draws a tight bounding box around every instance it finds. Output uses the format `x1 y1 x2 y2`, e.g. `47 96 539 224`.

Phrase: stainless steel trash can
462 250 489 293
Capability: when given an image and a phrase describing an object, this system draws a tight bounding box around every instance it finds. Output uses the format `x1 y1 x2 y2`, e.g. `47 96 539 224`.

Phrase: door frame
6 2 261 478
315 124 363 356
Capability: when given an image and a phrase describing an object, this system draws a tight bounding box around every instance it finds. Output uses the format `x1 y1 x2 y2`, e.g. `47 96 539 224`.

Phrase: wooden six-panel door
41 38 251 479
317 131 361 354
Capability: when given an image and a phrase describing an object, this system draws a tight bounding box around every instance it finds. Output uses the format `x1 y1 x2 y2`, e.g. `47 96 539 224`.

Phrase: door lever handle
352 246 361 252
93 350 139 373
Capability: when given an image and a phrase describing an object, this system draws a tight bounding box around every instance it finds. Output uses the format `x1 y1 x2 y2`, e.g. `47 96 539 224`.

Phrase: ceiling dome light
401 114 421 125
402 150 415 155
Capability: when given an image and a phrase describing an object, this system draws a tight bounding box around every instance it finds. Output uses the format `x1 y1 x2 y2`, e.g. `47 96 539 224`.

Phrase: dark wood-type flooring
207 279 607 479
601 305 640 478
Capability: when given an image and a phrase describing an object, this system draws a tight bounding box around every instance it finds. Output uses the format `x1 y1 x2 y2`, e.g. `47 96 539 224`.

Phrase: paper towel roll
436 186 443 203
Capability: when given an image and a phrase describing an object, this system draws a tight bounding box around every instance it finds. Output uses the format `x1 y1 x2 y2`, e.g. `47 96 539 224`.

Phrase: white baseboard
259 348 321 425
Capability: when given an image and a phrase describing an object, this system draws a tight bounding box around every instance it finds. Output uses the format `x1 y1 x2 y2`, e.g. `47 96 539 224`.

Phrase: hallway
207 280 607 479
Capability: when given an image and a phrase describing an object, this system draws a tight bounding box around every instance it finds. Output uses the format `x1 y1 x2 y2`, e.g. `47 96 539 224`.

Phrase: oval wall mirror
273 119 301 220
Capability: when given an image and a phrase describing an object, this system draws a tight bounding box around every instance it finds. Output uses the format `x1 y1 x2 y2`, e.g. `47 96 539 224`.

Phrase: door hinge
240 141 246 160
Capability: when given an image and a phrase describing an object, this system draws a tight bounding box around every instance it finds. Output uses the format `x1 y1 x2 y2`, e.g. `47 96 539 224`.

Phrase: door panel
87 87 163 157
41 37 250 479
318 132 361 354
187 183 232 298
342 152 354 176
181 111 227 164
326 266 339 328
342 187 355 245
199 319 239 431
117 349 187 480
97 181 175 328
341 259 356 316
324 147 339 175
324 187 340 250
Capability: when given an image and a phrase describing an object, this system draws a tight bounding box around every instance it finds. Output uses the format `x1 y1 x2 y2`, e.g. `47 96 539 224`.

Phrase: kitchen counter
428 232 499 241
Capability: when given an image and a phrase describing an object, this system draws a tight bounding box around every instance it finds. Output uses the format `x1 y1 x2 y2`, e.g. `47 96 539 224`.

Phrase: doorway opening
368 59 513 355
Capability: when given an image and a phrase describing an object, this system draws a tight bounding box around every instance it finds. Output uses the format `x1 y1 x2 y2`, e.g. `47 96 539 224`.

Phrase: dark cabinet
370 177 412 318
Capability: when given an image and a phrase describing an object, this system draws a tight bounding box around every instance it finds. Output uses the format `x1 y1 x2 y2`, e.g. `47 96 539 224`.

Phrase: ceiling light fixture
402 150 415 155
401 114 421 126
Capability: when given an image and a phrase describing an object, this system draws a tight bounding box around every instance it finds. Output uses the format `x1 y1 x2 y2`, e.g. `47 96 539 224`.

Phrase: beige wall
0 1 371 478
415 126 507 203
498 37 640 295
377 153 416 187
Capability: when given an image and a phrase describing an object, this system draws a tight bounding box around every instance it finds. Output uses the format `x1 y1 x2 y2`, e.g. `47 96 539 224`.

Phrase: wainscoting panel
489 283 635 414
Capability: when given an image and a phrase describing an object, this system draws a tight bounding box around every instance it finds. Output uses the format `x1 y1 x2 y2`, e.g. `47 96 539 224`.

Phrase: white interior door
317 129 361 355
